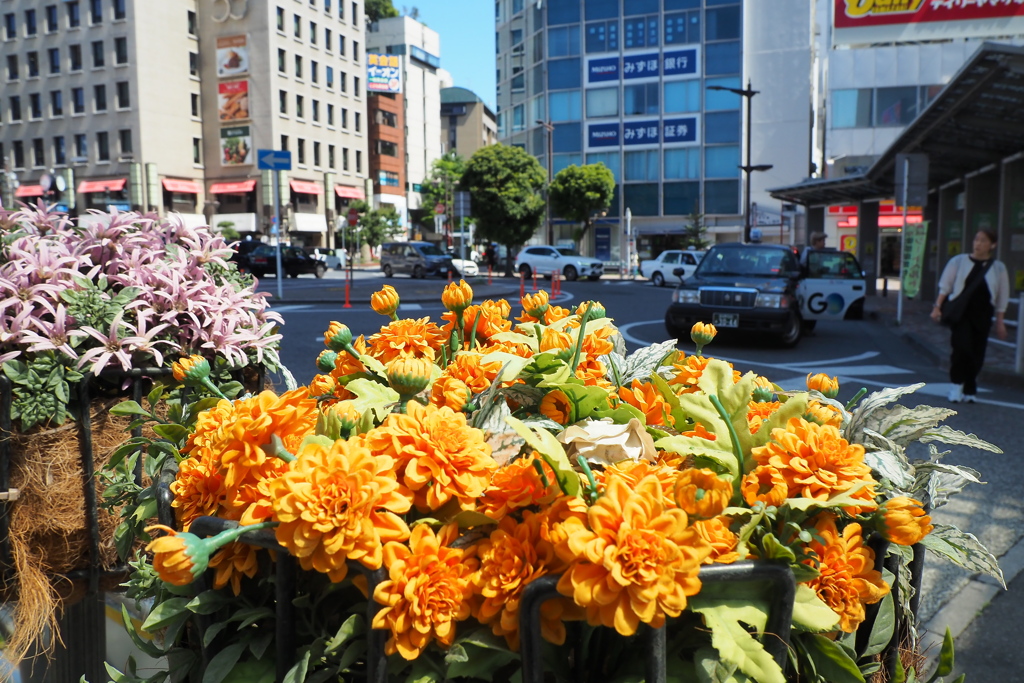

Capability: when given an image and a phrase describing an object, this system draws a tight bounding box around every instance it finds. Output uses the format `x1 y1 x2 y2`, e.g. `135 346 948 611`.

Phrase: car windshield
697 246 797 277
555 247 581 256
417 244 445 256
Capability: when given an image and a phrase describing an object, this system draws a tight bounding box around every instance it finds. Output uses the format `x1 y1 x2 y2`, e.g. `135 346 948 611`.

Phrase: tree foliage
337 200 403 249
419 152 467 222
461 145 546 273
548 163 616 244
365 0 399 23
683 208 710 250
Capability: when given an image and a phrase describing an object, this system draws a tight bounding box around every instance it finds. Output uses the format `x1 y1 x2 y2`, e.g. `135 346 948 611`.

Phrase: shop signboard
220 126 253 166
833 0 1024 45
218 80 249 121
588 123 620 148
216 35 249 78
623 120 660 145
367 54 402 94
901 220 928 299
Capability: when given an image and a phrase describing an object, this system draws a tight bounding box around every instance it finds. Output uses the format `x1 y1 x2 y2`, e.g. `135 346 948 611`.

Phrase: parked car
514 245 603 281
304 247 344 270
229 240 266 274
640 249 706 287
664 243 865 347
246 244 327 279
379 241 455 278
448 252 479 277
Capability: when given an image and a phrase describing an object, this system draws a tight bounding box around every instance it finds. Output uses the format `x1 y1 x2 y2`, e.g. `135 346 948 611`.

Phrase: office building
441 86 498 157
495 0 812 260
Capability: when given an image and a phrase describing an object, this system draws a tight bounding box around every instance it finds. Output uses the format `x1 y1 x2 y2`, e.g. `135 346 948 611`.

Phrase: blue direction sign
257 149 292 171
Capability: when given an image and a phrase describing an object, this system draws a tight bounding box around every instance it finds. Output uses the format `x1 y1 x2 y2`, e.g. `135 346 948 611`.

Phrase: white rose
557 418 656 467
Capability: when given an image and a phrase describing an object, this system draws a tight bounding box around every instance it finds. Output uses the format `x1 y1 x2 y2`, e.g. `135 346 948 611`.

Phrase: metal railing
989 295 1024 373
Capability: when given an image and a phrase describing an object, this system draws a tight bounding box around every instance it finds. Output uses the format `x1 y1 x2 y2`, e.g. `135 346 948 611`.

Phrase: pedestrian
930 229 1010 403
800 231 827 267
484 244 497 270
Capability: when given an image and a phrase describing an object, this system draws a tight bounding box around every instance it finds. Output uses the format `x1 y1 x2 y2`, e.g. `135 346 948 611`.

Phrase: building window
342 148 349 171
624 150 659 181
624 82 658 116
193 137 201 164
354 112 360 131
115 37 128 64
189 52 198 76
293 13 301 37
9 96 21 122
548 0 580 25
339 35 346 56
705 180 739 214
50 90 63 116
585 87 617 117
664 80 699 113
279 90 287 114
54 136 66 165
280 135 288 151
3 13 15 40
116 81 129 108
29 93 42 119
11 141 24 169
94 84 106 112
622 183 658 216
119 129 132 154
705 110 739 144
341 107 348 128
72 87 84 113
278 48 286 72
705 6 740 41
276 7 285 32
74 133 87 159
549 90 581 122
311 60 318 83
70 44 82 71
296 94 304 118
664 10 700 45
511 70 525 92
586 152 620 181
191 92 199 117
376 140 398 157
92 40 105 68
874 86 919 126
310 21 317 44
33 138 45 167
313 141 321 167
355 150 361 173
96 131 109 161
328 144 335 169
297 138 305 165
325 28 332 51
663 181 700 215
624 15 657 48
379 171 400 187
327 103 334 125
705 41 741 76
585 20 618 53
113 0 125 20
353 41 359 62
295 54 303 79
312 99 319 121
351 2 358 24
340 72 347 93
67 2 80 28
45 5 58 32
547 26 580 57
664 148 699 180
27 51 39 78
187 10 196 35
548 58 581 90
832 89 872 129
326 65 334 88
705 145 740 177
375 109 397 127
90 0 102 24
5 55 16 81
355 76 360 96
25 9 37 36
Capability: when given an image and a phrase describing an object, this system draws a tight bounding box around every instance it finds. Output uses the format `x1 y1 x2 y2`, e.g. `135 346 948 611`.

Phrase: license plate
713 313 739 328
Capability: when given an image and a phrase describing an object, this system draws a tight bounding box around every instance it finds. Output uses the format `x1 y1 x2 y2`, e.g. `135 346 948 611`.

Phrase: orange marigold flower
442 279 474 312
619 380 671 426
443 299 513 343
540 328 574 352
880 497 933 546
805 399 843 428
669 355 741 394
539 389 573 425
309 373 337 397
741 465 788 508
693 517 743 565
172 354 210 383
598 460 680 505
674 468 733 519
477 452 559 520
681 422 718 441
368 317 446 364
804 515 889 632
171 450 226 531
330 335 368 378
806 373 840 399
364 401 496 512
473 512 577 651
209 541 259 596
145 525 202 586
555 474 711 636
519 290 550 319
224 456 290 525
544 305 573 325
747 400 781 434
373 523 476 659
751 417 877 513
269 438 411 583
575 357 612 389
370 285 400 317
581 325 616 358
445 353 503 394
430 375 473 412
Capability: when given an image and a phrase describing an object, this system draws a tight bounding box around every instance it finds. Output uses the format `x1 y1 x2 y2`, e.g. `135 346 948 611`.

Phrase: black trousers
949 316 992 395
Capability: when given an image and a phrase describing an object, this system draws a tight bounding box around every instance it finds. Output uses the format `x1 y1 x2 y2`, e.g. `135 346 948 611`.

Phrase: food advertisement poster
367 53 402 94
218 80 249 121
216 35 249 78
220 126 252 166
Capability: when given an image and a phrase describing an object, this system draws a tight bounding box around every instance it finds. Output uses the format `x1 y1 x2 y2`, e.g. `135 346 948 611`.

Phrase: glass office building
495 0 811 259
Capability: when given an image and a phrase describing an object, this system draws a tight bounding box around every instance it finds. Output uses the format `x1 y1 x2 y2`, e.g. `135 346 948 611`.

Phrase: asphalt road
265 276 1024 662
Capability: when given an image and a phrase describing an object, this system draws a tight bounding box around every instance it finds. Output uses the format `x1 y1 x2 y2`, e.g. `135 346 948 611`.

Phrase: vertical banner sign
218 80 249 121
220 126 253 166
216 35 249 78
366 54 402 93
595 226 611 262
901 220 928 299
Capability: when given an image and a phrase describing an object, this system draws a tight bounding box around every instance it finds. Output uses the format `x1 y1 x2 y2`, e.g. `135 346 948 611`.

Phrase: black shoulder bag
940 258 994 327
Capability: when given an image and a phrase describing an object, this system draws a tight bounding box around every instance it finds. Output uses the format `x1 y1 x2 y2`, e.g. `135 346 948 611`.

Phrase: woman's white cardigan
937 254 1010 314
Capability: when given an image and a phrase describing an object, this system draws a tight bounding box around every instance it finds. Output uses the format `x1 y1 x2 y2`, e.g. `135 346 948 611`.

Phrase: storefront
210 179 258 236
289 179 327 247
78 178 129 213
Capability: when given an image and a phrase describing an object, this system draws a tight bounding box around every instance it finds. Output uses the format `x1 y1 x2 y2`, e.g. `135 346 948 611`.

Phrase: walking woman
930 229 1010 403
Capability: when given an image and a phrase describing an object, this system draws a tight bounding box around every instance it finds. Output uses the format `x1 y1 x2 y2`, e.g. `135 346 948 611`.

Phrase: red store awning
334 185 365 200
209 179 256 194
78 178 127 193
162 178 202 194
14 185 43 198
289 179 323 195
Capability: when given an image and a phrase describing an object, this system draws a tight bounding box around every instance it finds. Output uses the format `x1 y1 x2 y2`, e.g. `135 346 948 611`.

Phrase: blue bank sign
588 57 619 82
586 47 698 84
587 116 699 149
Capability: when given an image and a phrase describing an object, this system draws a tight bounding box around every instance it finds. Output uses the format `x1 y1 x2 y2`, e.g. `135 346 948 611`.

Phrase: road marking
399 303 423 311
270 304 314 313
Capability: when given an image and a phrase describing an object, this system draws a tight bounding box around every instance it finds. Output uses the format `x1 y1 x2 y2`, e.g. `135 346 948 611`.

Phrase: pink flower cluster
0 203 283 375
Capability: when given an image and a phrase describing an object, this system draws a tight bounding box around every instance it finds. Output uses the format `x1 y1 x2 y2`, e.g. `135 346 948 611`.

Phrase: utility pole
536 120 555 244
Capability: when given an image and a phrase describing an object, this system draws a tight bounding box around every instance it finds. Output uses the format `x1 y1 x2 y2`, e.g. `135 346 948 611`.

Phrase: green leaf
689 600 784 683
791 585 840 634
477 395 525 467
110 400 153 418
232 607 274 629
282 649 311 683
926 627 955 682
861 591 895 658
141 597 191 632
846 383 926 443
222 657 275 683
346 377 400 421
614 339 678 384
187 590 236 615
655 430 737 480
153 424 190 443
446 642 518 681
799 633 865 683
202 642 248 683
919 523 1005 587
203 621 230 649
505 415 580 497
919 424 1002 453
120 605 166 659
324 614 365 655
694 646 748 683
783 481 872 512
166 647 199 683
406 657 445 683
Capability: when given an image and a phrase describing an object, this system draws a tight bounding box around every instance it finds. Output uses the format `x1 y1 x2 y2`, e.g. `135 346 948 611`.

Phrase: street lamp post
707 80 772 243
536 120 555 245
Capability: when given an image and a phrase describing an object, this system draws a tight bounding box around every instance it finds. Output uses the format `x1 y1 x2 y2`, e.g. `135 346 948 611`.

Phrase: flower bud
316 350 339 373
370 285 400 317
386 356 433 397
806 373 840 399
429 375 473 412
752 376 776 403
880 497 933 546
576 300 606 319
442 279 474 313
539 389 572 425
324 322 354 354
172 355 211 383
316 401 362 439
674 468 732 519
690 322 718 352
144 521 276 586
521 290 550 319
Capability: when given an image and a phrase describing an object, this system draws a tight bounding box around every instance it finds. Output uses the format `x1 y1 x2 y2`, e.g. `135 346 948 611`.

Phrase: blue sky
400 1 496 109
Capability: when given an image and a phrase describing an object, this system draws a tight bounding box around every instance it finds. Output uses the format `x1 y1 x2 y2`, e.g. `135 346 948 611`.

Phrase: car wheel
315 264 326 279
563 265 578 281
383 264 393 278
652 271 665 287
413 265 424 279
289 271 299 279
518 264 532 279
779 314 803 348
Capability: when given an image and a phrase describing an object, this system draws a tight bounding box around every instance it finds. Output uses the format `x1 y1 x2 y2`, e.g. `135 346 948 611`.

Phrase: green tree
548 163 616 245
461 145 546 275
682 208 710 250
420 151 467 229
337 200 403 252
365 0 399 23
